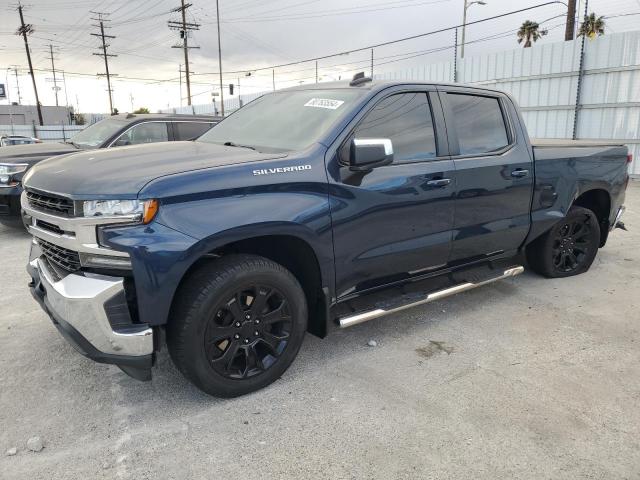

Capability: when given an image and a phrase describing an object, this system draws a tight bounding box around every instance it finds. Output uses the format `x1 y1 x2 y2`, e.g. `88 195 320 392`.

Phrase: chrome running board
338 266 524 328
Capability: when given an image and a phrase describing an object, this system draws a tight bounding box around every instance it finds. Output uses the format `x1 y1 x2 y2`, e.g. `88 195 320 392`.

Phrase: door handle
426 178 451 187
511 169 529 178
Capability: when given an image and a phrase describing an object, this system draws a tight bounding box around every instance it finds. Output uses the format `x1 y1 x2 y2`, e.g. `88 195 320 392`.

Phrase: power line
220 0 453 23
193 1 570 77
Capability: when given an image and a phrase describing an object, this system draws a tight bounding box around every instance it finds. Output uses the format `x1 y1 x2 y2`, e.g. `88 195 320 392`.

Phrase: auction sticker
304 98 345 110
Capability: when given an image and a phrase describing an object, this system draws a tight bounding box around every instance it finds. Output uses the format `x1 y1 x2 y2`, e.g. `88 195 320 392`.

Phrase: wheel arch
571 188 611 247
171 229 331 338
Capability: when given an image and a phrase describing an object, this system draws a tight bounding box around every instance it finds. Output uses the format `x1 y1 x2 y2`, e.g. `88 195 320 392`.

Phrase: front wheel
526 206 601 278
167 254 307 397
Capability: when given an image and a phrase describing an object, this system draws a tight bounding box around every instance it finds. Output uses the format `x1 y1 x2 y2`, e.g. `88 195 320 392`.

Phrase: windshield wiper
223 141 256 151
65 141 80 149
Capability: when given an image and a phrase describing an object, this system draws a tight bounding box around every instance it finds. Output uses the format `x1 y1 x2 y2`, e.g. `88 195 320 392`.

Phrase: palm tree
517 20 547 48
578 13 605 39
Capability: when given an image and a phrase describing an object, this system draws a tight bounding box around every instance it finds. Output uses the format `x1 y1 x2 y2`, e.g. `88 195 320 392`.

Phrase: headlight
83 199 159 224
0 163 28 175
79 252 132 270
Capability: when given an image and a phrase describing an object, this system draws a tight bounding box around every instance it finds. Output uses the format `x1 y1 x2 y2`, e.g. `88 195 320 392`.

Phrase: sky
1 0 639 115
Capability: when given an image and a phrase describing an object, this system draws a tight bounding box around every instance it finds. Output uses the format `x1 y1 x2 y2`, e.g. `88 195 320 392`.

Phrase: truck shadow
131 271 537 408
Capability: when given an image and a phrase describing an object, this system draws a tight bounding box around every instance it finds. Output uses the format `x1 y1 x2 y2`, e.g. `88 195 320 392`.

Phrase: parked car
0 135 41 147
22 76 629 397
0 113 220 227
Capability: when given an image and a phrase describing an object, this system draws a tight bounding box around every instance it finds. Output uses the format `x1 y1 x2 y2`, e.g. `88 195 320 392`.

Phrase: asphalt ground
1 182 639 479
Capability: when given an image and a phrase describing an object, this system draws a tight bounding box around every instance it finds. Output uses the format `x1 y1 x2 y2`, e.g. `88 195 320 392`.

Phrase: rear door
439 88 533 262
172 121 215 141
328 87 456 298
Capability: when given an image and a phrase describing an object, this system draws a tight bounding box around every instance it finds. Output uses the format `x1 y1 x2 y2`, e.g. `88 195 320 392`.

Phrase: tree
517 20 547 48
74 113 86 125
133 107 150 114
578 13 605 39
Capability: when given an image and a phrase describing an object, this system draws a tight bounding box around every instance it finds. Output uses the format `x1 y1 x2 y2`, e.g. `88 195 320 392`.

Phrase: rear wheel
526 206 601 278
167 254 307 397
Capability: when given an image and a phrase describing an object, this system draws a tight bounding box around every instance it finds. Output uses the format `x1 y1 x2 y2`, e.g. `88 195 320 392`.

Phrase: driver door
328 88 456 298
112 122 170 147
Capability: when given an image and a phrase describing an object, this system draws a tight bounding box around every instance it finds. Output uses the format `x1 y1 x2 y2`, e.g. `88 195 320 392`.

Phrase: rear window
174 122 213 141
447 94 510 155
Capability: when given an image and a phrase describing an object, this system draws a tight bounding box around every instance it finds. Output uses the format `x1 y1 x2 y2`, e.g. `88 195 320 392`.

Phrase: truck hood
0 142 78 166
24 141 287 198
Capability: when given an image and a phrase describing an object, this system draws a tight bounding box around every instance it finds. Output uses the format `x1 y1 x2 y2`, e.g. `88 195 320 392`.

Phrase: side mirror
349 138 393 171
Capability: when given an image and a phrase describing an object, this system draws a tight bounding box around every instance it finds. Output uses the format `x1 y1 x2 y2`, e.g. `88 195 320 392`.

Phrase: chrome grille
38 239 81 274
26 191 74 217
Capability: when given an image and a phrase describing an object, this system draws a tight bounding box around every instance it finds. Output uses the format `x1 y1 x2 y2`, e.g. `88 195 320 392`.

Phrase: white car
0 135 42 147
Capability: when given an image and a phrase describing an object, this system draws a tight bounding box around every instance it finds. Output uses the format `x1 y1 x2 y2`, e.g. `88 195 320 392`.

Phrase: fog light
0 175 9 184
79 253 132 269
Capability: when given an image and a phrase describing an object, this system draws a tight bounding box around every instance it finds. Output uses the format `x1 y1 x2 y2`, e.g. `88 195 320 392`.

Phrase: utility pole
168 1 200 106
371 48 374 78
565 0 577 40
179 63 182 106
16 4 43 125
272 69 275 91
461 0 487 59
47 44 60 106
315 61 318 83
454 28 459 82
61 71 69 107
215 0 224 116
10 66 22 104
91 12 117 115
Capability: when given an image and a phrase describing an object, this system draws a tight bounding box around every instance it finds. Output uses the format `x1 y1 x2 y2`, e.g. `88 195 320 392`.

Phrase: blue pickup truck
21 76 629 397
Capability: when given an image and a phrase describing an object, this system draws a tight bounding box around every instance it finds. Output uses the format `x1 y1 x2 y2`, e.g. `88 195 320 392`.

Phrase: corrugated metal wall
376 30 640 176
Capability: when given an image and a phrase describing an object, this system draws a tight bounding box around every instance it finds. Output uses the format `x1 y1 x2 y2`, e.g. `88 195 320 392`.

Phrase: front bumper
27 243 154 381
0 185 22 220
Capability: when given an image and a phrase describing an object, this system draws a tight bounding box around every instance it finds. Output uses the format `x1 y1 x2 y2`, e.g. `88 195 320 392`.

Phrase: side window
447 94 510 155
115 122 169 146
350 92 437 163
174 122 213 141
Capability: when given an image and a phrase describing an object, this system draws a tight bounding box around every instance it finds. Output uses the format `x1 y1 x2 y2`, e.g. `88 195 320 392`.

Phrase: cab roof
279 78 505 96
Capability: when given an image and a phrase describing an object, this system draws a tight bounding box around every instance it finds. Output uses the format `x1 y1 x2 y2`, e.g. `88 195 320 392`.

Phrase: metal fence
375 30 640 176
0 124 85 142
161 91 265 116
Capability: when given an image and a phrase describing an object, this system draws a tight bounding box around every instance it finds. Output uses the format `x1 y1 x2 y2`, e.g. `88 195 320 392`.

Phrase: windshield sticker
304 98 345 110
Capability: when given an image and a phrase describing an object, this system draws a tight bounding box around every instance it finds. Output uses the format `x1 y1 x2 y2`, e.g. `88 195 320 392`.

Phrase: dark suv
0 113 220 226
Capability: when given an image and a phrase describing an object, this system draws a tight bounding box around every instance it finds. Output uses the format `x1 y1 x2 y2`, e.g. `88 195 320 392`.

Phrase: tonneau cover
531 138 625 148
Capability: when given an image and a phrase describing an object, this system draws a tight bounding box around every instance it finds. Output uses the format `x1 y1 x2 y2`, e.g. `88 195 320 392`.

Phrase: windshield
198 89 364 152
70 118 129 148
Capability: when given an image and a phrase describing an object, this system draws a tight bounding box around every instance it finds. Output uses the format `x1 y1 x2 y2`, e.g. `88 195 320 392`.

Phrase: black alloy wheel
205 285 292 380
526 206 601 278
551 216 594 273
168 254 307 397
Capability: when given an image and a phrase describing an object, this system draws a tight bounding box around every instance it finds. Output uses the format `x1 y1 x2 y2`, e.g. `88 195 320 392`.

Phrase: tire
526 206 601 278
167 254 307 397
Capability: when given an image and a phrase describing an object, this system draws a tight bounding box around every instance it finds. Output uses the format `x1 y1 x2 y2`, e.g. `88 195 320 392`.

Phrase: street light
461 0 487 59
